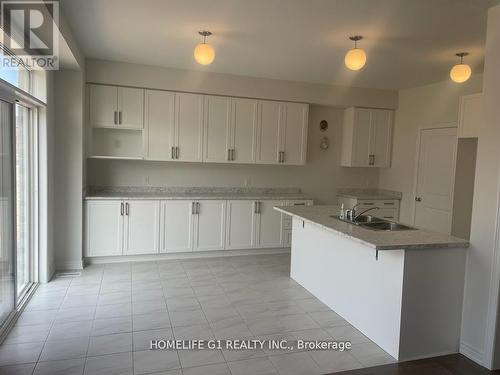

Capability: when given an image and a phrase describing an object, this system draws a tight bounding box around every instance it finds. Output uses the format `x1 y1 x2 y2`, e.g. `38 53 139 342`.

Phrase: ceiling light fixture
344 36 367 71
194 31 215 65
450 52 471 83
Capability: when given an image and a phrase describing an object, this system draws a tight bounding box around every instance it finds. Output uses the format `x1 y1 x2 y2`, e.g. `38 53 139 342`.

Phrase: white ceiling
60 0 496 90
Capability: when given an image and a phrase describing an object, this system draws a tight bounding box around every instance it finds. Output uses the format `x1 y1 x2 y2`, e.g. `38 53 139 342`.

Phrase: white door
123 200 160 255
225 200 256 250
86 200 123 256
414 127 458 234
117 87 144 129
161 201 194 253
255 200 284 248
352 108 372 167
90 85 118 128
193 200 226 251
256 101 281 164
203 95 231 163
146 90 176 161
371 109 393 168
232 98 258 163
280 103 308 165
175 93 203 162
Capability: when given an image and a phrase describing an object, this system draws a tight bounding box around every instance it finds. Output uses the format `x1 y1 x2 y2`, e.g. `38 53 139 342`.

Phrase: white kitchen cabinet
203 95 232 163
175 93 204 162
123 200 160 255
146 90 176 161
160 201 194 253
193 200 226 251
89 84 144 129
231 98 258 163
280 103 308 165
282 200 314 246
225 200 256 250
255 200 285 248
341 107 393 168
85 200 123 257
256 101 282 164
458 93 483 138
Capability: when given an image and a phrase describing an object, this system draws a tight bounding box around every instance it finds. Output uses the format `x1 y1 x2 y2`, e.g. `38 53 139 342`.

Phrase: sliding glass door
0 99 15 326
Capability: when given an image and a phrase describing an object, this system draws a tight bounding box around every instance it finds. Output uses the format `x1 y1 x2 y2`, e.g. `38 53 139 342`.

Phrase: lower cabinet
255 200 285 248
123 200 160 255
160 201 193 253
225 200 257 250
193 200 226 251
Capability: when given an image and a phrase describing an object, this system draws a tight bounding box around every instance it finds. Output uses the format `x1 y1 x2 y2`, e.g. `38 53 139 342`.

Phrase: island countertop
275 205 469 250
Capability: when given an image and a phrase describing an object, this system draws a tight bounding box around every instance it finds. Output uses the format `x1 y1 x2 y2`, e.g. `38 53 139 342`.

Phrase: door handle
227 149 231 161
196 202 200 214
231 149 235 161
368 155 374 166
120 202 124 216
192 202 196 214
118 111 122 124
125 202 130 215
257 201 261 214
415 197 422 202
171 146 175 159
254 201 258 214
114 111 118 125
176 146 179 159
281 151 285 163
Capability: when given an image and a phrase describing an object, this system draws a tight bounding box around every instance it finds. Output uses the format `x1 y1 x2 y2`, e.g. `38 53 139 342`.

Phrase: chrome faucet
345 203 361 221
353 207 380 222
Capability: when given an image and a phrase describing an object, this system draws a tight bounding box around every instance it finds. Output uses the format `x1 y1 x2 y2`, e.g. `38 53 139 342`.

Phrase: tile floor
0 253 395 375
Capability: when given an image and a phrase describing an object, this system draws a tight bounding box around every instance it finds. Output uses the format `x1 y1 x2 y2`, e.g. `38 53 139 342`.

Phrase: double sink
333 215 415 231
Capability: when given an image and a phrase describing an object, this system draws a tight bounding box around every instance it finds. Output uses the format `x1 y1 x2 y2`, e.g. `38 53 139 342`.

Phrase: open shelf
88 127 144 159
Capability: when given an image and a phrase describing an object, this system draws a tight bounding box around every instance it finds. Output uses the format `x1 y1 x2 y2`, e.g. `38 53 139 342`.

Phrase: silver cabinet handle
227 149 231 161
119 111 122 124
114 111 118 124
176 146 179 159
415 197 422 202
120 202 124 216
125 202 129 215
281 151 285 163
231 149 235 161
293 203 306 206
171 146 175 159
257 201 261 214
196 202 200 214
254 201 258 214
383 202 395 206
192 202 196 214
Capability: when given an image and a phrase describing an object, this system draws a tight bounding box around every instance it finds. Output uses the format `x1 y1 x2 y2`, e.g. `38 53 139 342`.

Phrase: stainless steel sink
360 221 415 231
331 215 384 225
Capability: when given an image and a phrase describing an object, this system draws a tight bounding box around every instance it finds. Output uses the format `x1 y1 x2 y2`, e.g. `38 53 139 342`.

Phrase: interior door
86 200 123 256
117 87 144 129
146 90 175 160
203 95 231 163
255 200 284 248
161 201 194 253
123 200 160 255
193 200 226 251
414 127 458 234
281 103 308 165
371 109 393 167
175 93 203 162
352 108 372 166
232 98 257 163
256 101 281 164
90 84 117 128
225 200 256 250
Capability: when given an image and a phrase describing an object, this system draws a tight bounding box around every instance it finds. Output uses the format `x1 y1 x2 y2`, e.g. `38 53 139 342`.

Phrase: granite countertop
84 186 313 201
337 188 402 200
275 205 469 251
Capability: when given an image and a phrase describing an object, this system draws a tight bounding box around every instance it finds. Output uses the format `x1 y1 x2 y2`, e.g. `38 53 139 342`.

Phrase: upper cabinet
88 84 308 165
89 84 144 129
341 107 393 168
458 93 483 138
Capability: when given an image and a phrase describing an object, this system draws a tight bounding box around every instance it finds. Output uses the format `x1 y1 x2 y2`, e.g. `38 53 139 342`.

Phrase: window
0 46 31 92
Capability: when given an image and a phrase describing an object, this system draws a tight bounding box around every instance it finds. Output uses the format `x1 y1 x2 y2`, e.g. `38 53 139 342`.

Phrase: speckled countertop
337 188 402 200
84 186 313 201
275 205 469 251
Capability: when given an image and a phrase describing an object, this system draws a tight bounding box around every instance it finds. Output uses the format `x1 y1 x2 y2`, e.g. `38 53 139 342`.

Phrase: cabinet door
193 200 226 251
372 208 399 221
86 200 123 256
232 98 258 163
123 200 160 255
160 201 194 253
89 85 118 128
281 103 308 165
256 101 281 164
255 200 284 248
203 95 232 163
458 93 482 138
117 87 144 129
352 108 372 166
175 93 204 162
146 90 176 161
225 200 256 250
370 109 393 168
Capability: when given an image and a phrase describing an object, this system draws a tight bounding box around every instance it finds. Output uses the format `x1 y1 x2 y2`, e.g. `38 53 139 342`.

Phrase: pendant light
344 36 367 71
194 31 215 65
450 52 471 83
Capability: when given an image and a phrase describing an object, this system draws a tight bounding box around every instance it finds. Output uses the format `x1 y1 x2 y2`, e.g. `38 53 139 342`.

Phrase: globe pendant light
345 36 367 71
194 31 215 65
450 52 471 83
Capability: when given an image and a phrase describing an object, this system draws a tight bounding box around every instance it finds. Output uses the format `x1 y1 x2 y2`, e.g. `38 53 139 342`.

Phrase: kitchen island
274 205 469 362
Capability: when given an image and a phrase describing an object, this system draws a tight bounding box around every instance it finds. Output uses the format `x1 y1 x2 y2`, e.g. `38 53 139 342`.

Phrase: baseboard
85 247 290 265
399 350 459 362
460 341 486 367
55 259 84 271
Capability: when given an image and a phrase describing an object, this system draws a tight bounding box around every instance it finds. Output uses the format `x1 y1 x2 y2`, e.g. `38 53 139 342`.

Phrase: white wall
88 105 379 204
378 75 483 223
462 4 500 369
54 71 85 270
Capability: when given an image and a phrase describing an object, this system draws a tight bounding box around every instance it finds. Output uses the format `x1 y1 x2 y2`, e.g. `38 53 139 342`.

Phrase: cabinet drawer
372 208 399 221
358 199 399 209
